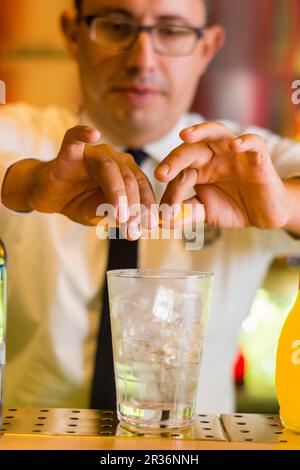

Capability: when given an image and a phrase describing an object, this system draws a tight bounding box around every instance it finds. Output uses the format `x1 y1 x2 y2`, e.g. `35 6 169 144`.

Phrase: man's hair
74 0 211 23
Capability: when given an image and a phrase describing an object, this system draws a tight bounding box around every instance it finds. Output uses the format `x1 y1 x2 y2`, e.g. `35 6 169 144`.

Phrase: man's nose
124 31 157 73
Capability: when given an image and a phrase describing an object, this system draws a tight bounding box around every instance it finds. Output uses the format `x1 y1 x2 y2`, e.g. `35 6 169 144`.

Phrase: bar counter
0 408 300 450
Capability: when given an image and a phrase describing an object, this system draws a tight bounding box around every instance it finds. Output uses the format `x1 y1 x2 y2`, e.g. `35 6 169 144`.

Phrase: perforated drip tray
1 408 119 437
0 408 295 444
0 408 225 440
221 413 288 444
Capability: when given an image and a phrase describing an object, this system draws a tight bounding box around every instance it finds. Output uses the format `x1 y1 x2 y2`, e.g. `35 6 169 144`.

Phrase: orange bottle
276 274 300 433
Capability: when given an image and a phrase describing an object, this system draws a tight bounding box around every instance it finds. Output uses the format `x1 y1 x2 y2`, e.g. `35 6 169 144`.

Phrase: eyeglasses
79 16 206 57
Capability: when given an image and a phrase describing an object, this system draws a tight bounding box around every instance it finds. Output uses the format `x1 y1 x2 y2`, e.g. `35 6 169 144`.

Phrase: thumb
58 126 101 162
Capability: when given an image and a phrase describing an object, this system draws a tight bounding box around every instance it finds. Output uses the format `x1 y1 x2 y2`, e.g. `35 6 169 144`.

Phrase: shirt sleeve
0 103 76 216
0 104 37 216
264 229 300 257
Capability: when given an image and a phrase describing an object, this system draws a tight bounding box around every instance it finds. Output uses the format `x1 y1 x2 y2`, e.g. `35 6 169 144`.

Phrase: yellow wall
0 0 80 108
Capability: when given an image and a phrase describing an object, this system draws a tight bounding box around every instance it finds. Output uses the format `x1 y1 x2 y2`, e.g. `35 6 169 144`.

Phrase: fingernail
94 130 101 140
234 138 243 146
84 127 101 143
128 221 141 240
157 164 170 176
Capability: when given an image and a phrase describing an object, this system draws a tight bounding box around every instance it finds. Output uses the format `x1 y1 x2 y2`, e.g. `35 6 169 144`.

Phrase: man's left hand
155 121 295 231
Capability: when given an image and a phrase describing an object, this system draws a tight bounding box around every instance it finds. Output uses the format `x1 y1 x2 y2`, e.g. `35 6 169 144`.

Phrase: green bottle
0 240 7 430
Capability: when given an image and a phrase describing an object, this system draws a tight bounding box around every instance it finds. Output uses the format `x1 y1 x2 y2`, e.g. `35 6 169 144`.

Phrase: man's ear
61 11 80 60
199 25 226 68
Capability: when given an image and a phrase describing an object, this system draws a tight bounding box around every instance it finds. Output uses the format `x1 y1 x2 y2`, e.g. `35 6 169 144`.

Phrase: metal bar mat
0 408 225 440
1 408 298 444
221 413 289 444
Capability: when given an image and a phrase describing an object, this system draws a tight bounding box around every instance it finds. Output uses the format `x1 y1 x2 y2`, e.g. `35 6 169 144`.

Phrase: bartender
0 0 300 413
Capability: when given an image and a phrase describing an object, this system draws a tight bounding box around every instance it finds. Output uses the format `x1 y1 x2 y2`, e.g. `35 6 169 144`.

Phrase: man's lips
112 86 163 104
113 86 162 94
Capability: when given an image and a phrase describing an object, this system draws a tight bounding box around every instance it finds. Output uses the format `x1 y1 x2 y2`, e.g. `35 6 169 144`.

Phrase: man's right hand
1 126 157 240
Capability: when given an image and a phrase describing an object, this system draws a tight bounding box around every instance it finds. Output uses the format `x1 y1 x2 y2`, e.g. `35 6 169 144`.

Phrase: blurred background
0 0 300 413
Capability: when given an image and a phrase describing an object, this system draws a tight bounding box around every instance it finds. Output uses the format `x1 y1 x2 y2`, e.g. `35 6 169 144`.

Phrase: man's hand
155 122 293 230
2 126 157 240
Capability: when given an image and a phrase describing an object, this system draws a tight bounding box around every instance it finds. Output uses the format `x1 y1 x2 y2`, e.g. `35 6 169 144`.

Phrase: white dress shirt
0 103 300 413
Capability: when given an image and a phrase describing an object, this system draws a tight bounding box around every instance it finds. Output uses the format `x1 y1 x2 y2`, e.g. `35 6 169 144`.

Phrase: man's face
66 0 223 146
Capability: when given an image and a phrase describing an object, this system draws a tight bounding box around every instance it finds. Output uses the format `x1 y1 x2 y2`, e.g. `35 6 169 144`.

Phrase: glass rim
107 269 214 279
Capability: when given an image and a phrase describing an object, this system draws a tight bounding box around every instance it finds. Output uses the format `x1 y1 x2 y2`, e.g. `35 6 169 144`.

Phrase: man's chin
108 114 167 145
118 120 159 136
114 108 162 130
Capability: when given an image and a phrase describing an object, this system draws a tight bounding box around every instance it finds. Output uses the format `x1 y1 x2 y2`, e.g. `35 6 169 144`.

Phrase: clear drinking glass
107 269 214 433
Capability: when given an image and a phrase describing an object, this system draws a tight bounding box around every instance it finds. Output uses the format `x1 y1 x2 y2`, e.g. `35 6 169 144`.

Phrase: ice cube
153 287 176 323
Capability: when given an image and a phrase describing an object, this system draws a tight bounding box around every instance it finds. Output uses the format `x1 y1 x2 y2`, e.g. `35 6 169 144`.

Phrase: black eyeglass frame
78 15 206 55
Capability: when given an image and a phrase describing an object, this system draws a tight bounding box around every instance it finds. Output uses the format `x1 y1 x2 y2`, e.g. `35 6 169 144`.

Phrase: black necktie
90 149 149 410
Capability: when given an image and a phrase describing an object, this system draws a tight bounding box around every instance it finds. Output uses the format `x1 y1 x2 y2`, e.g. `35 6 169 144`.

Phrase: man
0 0 300 413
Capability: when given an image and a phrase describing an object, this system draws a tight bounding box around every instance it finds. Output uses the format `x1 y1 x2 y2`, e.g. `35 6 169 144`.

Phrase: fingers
180 121 237 144
125 154 158 232
160 168 199 210
159 196 205 230
181 196 206 228
58 126 101 162
230 134 270 166
155 142 213 183
159 168 201 231
85 145 157 239
85 144 130 223
180 123 269 168
118 158 141 220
